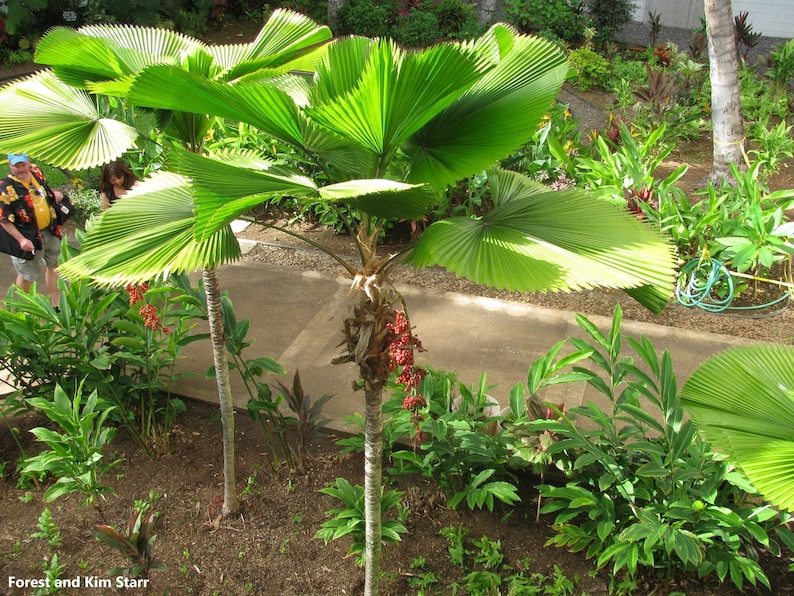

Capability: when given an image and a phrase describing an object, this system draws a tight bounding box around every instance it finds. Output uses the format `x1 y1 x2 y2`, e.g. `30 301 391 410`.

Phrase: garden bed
1 398 792 595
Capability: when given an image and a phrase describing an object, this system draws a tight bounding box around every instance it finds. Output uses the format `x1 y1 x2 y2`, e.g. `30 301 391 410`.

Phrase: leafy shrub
434 0 482 39
315 477 408 566
500 101 582 187
393 4 440 49
528 306 792 591
0 239 205 457
503 0 587 44
388 373 521 511
335 0 395 37
23 384 120 508
567 46 610 91
69 188 103 226
583 0 634 44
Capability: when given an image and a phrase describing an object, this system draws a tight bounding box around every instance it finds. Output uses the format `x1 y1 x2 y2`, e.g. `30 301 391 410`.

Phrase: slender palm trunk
363 385 383 595
705 0 745 182
203 267 239 515
327 0 344 27
341 284 394 596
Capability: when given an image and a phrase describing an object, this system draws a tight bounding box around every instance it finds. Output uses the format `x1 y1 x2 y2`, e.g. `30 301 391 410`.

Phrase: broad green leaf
405 25 568 189
58 172 241 285
409 172 675 312
0 71 139 168
681 344 794 511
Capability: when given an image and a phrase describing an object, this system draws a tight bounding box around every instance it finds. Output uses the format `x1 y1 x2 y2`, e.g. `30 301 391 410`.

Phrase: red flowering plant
387 309 427 447
112 278 203 455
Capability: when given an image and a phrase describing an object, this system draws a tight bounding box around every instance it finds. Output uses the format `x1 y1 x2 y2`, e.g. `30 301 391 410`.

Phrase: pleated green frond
58 171 241 286
124 66 306 147
169 149 317 239
306 38 489 159
0 71 139 168
680 344 794 511
405 26 568 189
312 36 376 103
35 24 202 86
318 179 438 221
487 166 547 206
217 8 332 81
409 170 675 312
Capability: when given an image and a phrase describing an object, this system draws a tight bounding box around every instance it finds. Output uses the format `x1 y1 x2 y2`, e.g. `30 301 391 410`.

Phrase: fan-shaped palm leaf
171 149 437 237
404 25 568 189
58 172 241 286
122 66 307 147
219 9 332 80
35 24 204 87
409 168 675 312
305 38 489 159
680 344 794 512
0 71 139 168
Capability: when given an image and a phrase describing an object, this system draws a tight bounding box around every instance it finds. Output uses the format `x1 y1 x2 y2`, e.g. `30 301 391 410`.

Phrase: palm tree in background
704 0 745 181
0 15 677 594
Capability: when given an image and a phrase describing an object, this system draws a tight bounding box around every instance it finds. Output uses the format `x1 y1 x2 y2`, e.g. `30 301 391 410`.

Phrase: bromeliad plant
525 306 792 590
0 14 676 594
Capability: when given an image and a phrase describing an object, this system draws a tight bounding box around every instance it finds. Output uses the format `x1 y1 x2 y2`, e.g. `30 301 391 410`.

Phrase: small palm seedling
91 510 166 579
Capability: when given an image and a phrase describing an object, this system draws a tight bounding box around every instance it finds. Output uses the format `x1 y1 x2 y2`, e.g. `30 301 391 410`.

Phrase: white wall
633 0 793 38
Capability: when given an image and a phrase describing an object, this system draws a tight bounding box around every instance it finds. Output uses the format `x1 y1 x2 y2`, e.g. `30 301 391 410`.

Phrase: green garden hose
676 258 791 315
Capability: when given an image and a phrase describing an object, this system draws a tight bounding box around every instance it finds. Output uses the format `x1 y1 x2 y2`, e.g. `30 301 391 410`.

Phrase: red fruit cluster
388 309 428 448
140 305 169 334
402 394 427 411
125 282 150 306
126 283 168 334
387 310 424 368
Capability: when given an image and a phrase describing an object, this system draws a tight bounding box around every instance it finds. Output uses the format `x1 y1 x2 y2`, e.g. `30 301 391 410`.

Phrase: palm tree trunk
342 286 394 596
705 0 745 182
363 385 383 596
203 267 239 515
327 0 345 27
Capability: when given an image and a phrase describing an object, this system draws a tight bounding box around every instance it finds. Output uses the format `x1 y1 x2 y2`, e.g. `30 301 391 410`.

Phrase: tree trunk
203 267 239 516
327 0 345 28
478 0 498 25
705 0 745 183
363 385 383 596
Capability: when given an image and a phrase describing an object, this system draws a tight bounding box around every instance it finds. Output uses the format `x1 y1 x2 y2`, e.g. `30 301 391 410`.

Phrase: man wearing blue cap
0 154 66 308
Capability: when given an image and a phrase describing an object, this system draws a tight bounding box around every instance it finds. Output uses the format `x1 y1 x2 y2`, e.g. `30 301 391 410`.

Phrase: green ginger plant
527 306 791 590
22 384 120 510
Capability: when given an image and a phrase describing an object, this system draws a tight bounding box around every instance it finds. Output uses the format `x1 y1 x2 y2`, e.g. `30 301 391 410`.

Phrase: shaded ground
1 399 792 596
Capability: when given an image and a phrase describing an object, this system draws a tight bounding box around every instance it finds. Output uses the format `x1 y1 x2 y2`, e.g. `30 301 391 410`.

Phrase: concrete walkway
174 257 753 433
1 238 754 433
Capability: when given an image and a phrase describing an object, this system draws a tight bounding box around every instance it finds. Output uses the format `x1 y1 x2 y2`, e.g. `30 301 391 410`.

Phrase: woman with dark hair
99 161 138 209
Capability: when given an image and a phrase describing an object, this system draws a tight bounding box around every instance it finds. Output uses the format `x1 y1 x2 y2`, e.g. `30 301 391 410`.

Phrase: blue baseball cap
8 154 30 165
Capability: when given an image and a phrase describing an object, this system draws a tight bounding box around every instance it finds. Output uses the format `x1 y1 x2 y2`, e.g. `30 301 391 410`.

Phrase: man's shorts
11 228 62 281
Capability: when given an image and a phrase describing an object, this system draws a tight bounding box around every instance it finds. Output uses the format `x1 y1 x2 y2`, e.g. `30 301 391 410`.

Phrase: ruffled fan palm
680 344 794 512
0 13 676 594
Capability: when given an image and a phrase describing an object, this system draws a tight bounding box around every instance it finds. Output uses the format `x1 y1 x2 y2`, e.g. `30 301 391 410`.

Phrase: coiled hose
676 258 791 315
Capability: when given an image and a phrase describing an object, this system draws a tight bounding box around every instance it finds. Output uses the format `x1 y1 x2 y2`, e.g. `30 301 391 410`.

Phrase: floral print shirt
0 165 62 245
